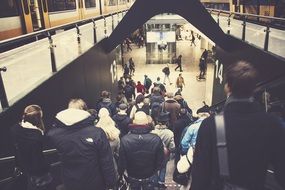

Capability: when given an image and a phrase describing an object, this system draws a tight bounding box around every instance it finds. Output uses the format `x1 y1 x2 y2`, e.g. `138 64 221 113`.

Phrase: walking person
47 99 117 190
126 38 132 52
176 73 185 92
198 49 208 79
174 55 183 72
129 58 135 76
152 113 175 189
118 111 164 190
162 64 172 85
190 30 196 47
144 75 152 94
11 105 54 190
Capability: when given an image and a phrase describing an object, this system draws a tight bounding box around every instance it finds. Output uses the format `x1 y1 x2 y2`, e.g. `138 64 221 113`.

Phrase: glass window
47 0 76 12
0 0 18 18
108 0 117 6
85 0 96 8
118 0 126 5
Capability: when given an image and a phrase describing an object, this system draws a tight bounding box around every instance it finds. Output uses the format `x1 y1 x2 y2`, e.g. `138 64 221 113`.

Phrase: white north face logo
86 138 93 143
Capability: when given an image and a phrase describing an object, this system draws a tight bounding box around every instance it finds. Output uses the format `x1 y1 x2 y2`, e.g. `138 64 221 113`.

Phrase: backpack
135 104 150 115
124 85 133 98
162 67 170 75
145 78 152 88
151 101 162 119
98 101 113 116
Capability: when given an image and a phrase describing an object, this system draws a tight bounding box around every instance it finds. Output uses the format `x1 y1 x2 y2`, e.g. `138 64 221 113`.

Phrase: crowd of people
11 61 285 190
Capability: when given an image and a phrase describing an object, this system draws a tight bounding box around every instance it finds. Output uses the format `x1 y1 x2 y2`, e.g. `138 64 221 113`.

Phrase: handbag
30 172 53 189
215 114 248 190
172 167 190 186
173 151 192 186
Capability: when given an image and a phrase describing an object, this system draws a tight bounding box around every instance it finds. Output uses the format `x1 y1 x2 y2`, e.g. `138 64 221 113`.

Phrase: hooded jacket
118 124 164 179
112 113 131 137
11 122 49 176
47 108 116 190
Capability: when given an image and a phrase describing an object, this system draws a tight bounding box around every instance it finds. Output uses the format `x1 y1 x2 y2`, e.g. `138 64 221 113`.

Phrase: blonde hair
97 109 120 141
22 105 45 131
68 98 88 110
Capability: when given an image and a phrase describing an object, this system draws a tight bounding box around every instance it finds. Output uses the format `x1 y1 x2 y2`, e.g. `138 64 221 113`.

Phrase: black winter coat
173 114 192 148
47 115 116 190
118 125 164 179
11 124 49 176
191 101 285 190
112 114 131 137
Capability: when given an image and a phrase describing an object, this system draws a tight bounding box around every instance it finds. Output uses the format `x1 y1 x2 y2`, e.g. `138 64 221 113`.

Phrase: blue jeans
157 161 167 184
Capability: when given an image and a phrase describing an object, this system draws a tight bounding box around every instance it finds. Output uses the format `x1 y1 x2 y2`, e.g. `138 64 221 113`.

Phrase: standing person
174 55 183 72
198 49 208 79
156 77 166 96
96 90 116 116
136 81 145 95
150 87 165 121
162 92 181 130
124 81 135 102
129 58 135 76
162 64 172 85
191 61 285 190
144 75 152 94
152 113 175 189
96 108 120 176
176 73 185 92
113 103 131 138
190 30 196 47
126 38 132 52
118 111 164 190
11 105 53 190
47 99 117 190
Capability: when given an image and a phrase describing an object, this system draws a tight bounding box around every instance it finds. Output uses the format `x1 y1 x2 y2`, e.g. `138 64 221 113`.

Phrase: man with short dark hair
191 61 285 190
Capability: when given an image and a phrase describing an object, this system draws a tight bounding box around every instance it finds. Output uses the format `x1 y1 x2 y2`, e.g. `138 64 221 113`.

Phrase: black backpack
135 104 150 115
98 101 113 115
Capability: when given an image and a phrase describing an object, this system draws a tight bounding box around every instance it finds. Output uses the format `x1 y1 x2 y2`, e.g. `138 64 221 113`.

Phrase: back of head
152 87 161 94
166 92 174 99
96 114 119 141
98 108 110 118
133 111 149 125
101 90 110 98
68 98 88 110
22 105 44 131
136 94 145 104
225 61 258 98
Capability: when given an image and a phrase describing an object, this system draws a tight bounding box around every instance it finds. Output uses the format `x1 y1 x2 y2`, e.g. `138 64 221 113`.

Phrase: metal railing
207 8 285 57
0 149 58 186
0 9 128 111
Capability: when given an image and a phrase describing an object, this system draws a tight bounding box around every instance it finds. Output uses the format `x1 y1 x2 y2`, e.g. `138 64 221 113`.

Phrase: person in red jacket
136 81 145 94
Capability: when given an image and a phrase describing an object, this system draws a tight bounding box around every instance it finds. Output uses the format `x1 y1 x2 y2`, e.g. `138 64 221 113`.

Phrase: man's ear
224 83 231 96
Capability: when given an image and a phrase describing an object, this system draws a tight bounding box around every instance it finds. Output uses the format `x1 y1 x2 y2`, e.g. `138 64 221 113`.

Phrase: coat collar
129 124 152 134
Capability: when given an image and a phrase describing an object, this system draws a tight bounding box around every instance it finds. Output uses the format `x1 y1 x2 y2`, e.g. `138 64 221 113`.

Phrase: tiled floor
118 38 215 189
121 39 214 113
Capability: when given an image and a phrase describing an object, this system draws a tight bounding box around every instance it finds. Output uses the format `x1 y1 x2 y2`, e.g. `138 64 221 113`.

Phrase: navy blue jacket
47 110 116 190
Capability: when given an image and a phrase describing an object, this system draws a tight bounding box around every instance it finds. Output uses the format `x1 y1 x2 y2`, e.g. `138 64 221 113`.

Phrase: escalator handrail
207 8 285 22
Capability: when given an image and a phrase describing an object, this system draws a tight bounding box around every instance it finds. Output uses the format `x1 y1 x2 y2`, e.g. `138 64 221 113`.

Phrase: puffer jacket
118 124 164 179
112 113 131 137
47 108 116 190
